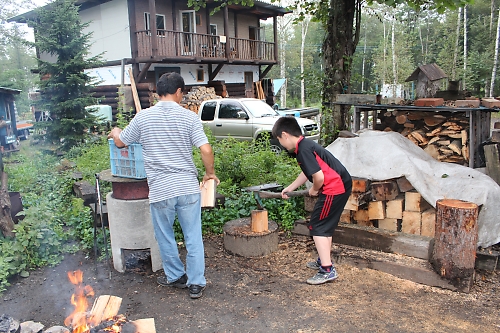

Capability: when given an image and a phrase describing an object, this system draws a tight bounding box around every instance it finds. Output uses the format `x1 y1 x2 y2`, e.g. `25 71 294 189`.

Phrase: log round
430 199 478 292
223 217 278 257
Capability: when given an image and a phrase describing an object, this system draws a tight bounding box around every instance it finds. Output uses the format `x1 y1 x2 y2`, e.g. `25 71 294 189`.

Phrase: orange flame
64 270 95 333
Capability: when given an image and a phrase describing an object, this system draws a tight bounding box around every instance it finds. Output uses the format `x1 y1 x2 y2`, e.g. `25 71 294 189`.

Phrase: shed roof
405 63 447 82
0 87 21 95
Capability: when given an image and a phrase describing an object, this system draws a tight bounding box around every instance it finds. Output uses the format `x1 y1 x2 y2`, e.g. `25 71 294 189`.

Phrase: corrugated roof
405 63 448 82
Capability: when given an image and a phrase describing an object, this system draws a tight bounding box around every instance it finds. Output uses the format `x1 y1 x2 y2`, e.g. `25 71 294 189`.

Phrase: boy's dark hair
156 72 185 96
272 116 303 138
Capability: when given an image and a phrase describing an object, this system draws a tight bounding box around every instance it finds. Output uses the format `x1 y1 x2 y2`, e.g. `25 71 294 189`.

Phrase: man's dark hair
272 116 302 138
156 72 185 96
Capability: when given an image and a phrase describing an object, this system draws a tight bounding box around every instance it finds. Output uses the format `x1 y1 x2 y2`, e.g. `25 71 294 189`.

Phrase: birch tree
452 7 462 81
463 5 468 90
491 8 500 96
300 15 311 108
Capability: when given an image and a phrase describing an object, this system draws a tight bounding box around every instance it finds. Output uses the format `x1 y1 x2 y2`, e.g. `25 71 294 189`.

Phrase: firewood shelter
350 104 494 168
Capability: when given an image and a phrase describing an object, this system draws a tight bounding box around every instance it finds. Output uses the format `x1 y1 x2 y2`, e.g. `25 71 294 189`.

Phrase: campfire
64 270 155 333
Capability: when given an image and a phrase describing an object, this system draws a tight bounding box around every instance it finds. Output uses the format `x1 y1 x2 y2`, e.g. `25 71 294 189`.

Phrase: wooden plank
484 143 500 185
396 176 414 192
353 209 369 222
340 209 352 224
200 179 217 208
128 68 142 112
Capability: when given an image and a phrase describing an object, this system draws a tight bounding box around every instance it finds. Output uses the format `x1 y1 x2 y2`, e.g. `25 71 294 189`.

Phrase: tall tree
491 8 500 96
29 0 103 150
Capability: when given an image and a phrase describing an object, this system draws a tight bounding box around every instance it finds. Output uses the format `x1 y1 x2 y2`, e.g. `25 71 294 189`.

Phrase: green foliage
66 136 111 183
29 0 104 150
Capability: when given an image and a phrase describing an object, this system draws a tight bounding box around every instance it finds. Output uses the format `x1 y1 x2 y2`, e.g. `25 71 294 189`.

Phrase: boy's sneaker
306 267 339 285
306 258 321 270
157 274 187 288
188 285 205 299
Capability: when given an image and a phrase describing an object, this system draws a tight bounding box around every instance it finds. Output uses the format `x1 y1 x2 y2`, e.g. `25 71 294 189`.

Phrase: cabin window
144 13 166 35
209 24 217 35
197 69 204 82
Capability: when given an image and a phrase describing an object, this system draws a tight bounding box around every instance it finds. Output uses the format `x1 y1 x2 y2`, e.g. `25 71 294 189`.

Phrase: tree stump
0 172 15 238
430 199 478 292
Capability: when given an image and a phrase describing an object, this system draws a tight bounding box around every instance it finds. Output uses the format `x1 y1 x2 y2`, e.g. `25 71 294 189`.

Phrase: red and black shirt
295 136 352 195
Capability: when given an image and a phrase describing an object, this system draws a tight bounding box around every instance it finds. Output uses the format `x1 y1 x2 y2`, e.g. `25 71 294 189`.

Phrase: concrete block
454 100 480 107
481 98 500 108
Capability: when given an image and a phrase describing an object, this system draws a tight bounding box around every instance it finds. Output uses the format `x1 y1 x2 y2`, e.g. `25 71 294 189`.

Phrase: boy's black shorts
309 187 352 237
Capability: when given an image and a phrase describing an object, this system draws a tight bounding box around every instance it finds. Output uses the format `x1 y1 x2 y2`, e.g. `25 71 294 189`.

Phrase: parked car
199 98 320 153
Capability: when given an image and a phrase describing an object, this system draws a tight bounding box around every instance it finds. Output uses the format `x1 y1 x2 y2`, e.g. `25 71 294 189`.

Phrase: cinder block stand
106 192 162 273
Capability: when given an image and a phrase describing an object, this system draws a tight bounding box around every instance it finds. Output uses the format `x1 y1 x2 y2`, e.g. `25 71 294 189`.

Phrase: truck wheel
270 139 283 154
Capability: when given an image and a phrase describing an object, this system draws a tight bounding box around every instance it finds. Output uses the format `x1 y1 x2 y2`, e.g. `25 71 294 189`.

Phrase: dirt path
1 234 499 333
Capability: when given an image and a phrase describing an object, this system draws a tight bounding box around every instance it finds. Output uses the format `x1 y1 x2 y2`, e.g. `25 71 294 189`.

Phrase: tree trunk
452 8 462 81
391 20 397 97
490 0 496 37
278 13 290 108
431 199 478 292
0 172 15 238
300 17 310 108
463 5 468 90
361 26 367 92
490 8 500 97
321 0 360 145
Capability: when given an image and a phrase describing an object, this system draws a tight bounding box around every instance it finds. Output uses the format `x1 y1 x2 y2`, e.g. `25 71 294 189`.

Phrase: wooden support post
251 209 268 232
430 199 478 292
128 68 142 112
484 143 500 185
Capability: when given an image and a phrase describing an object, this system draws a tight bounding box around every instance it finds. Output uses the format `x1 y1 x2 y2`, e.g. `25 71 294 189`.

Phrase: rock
20 321 44 333
43 327 69 333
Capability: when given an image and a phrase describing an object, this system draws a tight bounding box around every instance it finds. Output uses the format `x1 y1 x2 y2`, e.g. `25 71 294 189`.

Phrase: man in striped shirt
108 72 219 299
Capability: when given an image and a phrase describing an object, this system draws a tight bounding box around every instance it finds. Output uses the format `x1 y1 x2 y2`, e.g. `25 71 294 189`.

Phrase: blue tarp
273 78 286 95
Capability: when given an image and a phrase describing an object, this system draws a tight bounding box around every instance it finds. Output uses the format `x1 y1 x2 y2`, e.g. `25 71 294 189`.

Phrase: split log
371 180 399 201
200 179 216 208
89 295 123 326
251 209 268 232
430 199 478 292
0 172 15 238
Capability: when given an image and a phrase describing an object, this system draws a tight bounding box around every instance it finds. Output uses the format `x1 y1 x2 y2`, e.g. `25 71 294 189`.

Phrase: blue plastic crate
108 139 147 179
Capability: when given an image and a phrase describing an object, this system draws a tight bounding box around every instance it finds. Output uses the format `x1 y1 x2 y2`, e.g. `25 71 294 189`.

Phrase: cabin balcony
134 30 276 64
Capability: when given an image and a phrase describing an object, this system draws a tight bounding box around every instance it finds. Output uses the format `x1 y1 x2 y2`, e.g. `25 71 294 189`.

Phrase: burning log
64 270 156 333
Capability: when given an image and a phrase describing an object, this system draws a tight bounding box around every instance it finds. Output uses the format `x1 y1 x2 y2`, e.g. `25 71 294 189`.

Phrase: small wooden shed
405 64 447 99
0 87 21 151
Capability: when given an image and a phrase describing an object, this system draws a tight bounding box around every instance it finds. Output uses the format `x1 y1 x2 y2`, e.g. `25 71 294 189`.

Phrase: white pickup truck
199 98 320 153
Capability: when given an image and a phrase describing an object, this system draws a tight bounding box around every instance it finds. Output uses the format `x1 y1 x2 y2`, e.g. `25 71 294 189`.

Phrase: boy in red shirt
272 117 352 284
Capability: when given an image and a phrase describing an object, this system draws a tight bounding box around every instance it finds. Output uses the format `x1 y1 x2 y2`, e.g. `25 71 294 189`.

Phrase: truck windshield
241 100 279 118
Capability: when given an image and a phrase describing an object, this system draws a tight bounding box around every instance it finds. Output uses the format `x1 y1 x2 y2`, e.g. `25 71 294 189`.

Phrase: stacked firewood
335 177 436 237
377 111 469 165
180 86 221 113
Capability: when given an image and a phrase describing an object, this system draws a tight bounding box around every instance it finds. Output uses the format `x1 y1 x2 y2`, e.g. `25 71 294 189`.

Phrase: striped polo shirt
119 101 209 203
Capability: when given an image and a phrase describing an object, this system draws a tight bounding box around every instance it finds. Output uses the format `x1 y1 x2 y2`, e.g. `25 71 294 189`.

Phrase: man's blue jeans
149 193 206 287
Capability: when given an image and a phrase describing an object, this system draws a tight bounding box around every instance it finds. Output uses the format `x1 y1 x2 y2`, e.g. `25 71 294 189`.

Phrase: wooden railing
135 30 276 62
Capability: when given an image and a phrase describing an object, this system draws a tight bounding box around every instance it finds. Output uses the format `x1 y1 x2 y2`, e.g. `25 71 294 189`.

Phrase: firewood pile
377 111 469 165
180 86 221 114
306 177 435 237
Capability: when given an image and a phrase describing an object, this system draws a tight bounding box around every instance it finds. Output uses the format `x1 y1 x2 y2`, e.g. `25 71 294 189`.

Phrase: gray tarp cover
326 130 500 248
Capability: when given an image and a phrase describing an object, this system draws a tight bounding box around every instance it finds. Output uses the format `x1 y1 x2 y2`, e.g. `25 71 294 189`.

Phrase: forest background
0 0 498 116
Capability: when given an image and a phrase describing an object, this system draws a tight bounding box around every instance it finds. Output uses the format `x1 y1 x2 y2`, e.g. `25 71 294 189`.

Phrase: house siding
236 14 259 40
80 0 131 61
